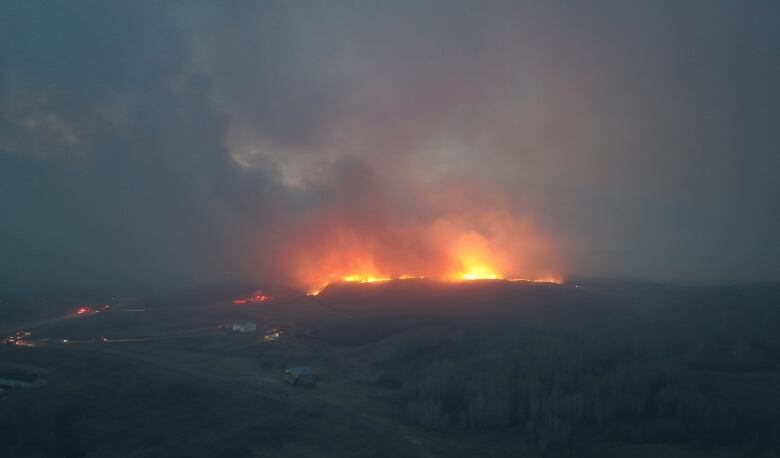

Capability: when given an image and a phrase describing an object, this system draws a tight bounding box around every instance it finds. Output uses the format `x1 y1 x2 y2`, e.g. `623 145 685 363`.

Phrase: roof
286 366 315 376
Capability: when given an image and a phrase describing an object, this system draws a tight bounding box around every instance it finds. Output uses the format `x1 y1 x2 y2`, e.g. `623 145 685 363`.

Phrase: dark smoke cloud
1 1 779 291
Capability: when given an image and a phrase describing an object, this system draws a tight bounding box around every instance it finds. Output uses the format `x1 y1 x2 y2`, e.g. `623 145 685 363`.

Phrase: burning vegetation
232 291 271 305
282 208 565 296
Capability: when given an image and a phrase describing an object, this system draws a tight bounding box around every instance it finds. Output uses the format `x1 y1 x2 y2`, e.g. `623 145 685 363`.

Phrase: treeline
387 327 776 453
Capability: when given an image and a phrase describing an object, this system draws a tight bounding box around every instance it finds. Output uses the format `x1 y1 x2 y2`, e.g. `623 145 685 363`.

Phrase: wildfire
279 193 566 297
307 274 432 295
297 231 565 294
306 274 564 295
398 274 431 280
341 275 392 283
305 263 563 295
506 276 563 284
232 291 271 305
454 265 503 281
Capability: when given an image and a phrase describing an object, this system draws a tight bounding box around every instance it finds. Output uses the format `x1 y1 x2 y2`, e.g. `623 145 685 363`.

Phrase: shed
285 366 317 385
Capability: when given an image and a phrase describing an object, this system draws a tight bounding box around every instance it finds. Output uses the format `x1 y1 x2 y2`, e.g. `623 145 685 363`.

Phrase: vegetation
343 283 780 455
1 282 778 457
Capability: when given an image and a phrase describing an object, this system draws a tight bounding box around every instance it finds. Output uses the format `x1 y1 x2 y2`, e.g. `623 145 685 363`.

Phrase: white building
232 321 257 333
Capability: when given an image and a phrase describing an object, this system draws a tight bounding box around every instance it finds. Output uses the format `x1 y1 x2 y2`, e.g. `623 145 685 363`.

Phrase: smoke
272 175 567 291
1 1 779 292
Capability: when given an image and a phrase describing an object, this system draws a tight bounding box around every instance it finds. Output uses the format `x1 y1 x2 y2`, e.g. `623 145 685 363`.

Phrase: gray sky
1 1 779 291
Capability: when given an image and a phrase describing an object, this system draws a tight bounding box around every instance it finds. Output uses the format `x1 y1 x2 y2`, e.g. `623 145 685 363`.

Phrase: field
1 280 779 457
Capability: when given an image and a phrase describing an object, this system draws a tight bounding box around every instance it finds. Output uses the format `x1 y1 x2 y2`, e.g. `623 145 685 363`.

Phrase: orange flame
506 276 563 284
295 220 564 294
275 184 566 295
341 275 392 283
447 231 505 281
232 291 271 304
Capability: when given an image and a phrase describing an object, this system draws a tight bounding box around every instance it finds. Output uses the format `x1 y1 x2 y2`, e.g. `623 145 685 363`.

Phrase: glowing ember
455 266 503 281
306 288 324 296
342 275 391 283
506 276 563 284
460 272 501 280
232 291 271 305
308 274 403 295
306 273 563 295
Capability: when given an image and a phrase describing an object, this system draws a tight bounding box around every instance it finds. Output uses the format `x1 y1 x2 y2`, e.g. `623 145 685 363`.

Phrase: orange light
232 291 271 305
76 307 91 315
530 276 563 284
454 266 503 281
283 209 564 295
305 274 564 294
342 275 391 283
506 276 563 284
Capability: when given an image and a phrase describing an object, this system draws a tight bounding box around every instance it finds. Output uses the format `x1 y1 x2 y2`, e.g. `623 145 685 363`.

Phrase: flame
341 275 392 283
448 231 506 281
307 273 563 295
232 291 271 304
301 239 562 295
458 269 502 281
307 274 431 295
275 188 566 295
506 276 563 284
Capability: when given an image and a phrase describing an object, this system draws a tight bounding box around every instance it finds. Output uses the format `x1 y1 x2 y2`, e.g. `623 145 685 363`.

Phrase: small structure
0 372 47 389
285 366 317 385
263 327 285 342
231 321 257 333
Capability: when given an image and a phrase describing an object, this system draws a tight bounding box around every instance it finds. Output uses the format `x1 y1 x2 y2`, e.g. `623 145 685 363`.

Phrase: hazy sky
1 1 779 291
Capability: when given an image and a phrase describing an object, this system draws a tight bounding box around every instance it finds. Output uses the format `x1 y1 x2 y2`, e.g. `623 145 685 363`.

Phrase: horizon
2 1 780 292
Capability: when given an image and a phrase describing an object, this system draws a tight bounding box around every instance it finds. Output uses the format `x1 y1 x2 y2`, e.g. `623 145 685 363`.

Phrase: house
0 371 47 389
232 321 257 333
285 366 317 385
263 327 285 342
